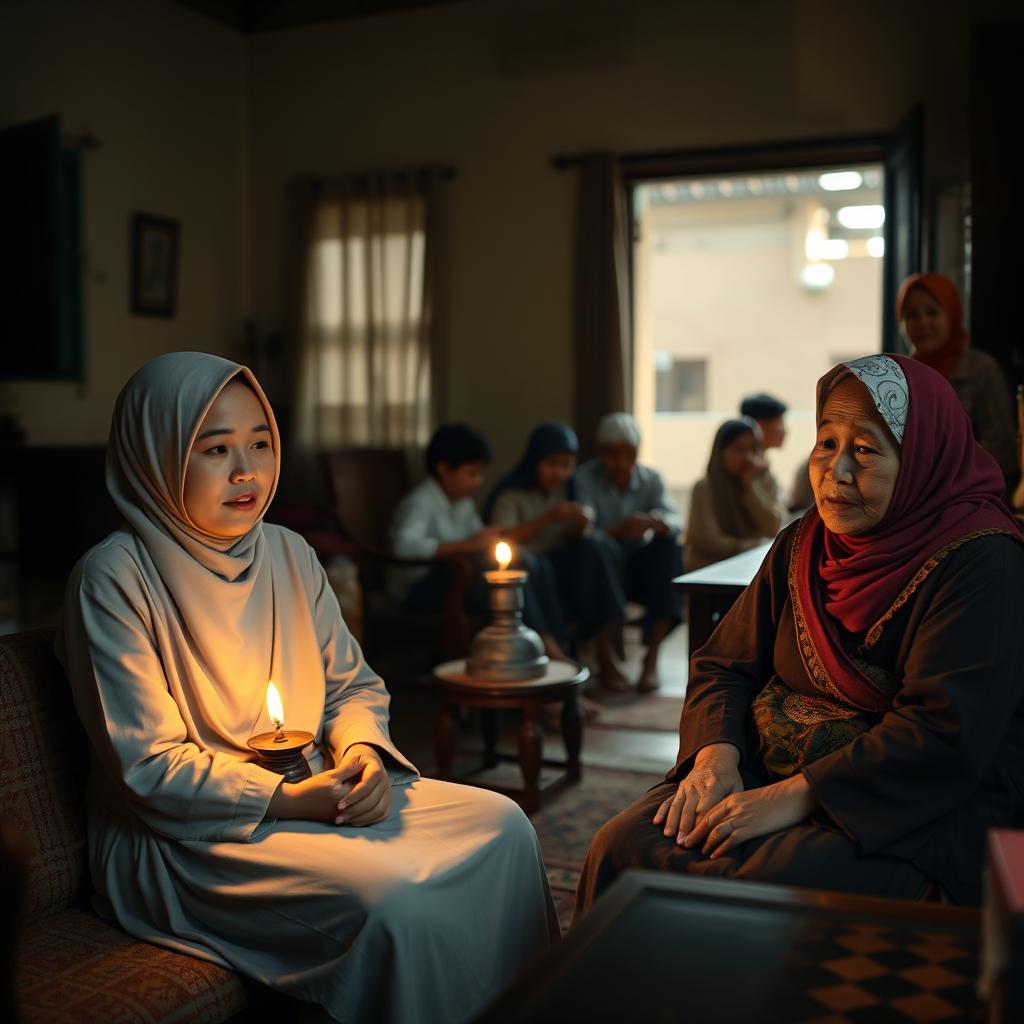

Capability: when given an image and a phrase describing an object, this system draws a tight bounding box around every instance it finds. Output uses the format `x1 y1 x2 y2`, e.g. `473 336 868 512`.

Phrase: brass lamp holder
465 569 548 681
247 726 314 783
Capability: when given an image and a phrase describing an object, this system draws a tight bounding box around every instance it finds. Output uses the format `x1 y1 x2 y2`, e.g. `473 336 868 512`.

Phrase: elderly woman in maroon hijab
575 354 1024 913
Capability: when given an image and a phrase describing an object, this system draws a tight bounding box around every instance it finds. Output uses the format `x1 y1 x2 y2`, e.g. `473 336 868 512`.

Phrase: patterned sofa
0 629 282 1024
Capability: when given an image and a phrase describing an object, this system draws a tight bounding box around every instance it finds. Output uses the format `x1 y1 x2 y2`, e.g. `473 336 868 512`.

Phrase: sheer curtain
287 169 447 473
572 153 632 457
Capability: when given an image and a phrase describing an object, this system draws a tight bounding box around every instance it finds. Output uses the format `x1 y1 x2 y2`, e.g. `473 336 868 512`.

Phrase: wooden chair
320 448 478 673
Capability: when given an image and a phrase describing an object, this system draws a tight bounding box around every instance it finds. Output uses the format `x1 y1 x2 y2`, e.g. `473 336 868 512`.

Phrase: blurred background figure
685 418 784 571
898 272 1017 489
575 413 683 693
487 422 627 690
389 422 567 660
739 393 788 452
738 392 790 523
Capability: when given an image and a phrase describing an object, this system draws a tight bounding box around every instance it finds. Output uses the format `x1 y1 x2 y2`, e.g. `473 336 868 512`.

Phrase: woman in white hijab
57 352 557 1024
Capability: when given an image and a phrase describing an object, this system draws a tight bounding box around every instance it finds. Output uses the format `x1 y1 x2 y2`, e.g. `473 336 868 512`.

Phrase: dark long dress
576 522 1024 911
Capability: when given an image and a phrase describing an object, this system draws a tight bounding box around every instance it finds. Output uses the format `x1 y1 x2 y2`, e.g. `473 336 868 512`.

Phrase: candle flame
266 681 285 728
495 540 512 571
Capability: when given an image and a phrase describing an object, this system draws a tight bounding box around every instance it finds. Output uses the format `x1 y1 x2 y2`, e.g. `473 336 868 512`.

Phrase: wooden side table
433 659 589 814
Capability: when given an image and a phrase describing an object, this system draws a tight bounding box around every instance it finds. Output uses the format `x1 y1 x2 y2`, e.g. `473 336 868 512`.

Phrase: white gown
59 525 558 1024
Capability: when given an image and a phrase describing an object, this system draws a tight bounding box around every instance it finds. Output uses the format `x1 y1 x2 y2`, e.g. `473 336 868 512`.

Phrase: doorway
631 163 886 517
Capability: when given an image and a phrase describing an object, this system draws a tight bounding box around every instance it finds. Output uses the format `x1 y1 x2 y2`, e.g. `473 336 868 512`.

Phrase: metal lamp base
247 729 314 783
466 569 549 681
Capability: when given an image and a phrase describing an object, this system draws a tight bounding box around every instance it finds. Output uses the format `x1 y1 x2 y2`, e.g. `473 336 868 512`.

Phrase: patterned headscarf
791 354 1021 712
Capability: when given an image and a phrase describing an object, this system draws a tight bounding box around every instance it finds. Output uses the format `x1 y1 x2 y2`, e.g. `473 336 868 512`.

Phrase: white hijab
61 352 413 824
97 351 310 750
107 350 281 581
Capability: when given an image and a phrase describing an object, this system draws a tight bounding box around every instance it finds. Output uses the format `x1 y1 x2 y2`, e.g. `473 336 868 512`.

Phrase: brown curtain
572 153 632 457
283 169 448 495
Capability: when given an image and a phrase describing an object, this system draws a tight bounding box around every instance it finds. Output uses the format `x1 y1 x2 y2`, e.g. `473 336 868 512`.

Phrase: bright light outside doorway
632 164 885 522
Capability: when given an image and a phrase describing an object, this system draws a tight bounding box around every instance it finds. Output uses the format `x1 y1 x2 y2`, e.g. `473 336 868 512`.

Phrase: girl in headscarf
486 422 628 690
898 271 1017 484
576 355 1024 913
57 352 557 1024
684 417 785 572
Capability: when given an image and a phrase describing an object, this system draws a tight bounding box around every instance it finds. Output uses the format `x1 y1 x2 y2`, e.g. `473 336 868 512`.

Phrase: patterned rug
528 765 662 932
588 693 683 733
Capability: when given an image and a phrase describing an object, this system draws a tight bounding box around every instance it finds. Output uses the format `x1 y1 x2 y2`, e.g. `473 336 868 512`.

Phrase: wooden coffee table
477 870 984 1023
433 659 589 814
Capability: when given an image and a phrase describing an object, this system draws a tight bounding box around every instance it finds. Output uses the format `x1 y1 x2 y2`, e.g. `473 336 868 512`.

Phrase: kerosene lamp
465 541 548 681
247 681 313 782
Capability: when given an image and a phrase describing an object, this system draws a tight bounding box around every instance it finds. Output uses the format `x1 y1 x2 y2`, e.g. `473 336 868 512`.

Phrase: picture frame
130 213 180 318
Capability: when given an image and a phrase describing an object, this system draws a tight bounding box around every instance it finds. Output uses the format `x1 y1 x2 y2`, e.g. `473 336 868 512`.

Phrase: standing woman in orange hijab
898 272 1017 484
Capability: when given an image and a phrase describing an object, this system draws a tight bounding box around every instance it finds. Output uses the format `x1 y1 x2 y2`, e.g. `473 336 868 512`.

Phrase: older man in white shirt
575 413 683 692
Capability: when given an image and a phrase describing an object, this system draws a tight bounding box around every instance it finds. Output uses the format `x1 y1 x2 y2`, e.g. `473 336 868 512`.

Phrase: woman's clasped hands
268 743 392 826
652 742 815 858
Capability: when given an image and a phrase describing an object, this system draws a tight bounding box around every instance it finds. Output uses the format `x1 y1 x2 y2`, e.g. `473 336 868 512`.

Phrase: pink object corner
989 829 1024 913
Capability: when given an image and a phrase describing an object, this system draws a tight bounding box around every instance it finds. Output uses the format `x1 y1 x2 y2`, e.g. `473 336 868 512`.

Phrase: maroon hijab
793 354 1021 712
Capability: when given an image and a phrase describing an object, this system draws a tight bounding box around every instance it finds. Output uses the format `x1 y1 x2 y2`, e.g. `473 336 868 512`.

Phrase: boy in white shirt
390 423 566 659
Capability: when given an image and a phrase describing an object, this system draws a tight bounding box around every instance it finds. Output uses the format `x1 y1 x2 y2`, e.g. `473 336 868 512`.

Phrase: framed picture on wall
130 213 180 317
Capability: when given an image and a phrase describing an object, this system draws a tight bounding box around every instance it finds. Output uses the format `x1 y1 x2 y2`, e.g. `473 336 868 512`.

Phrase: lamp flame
495 541 512 571
266 681 285 729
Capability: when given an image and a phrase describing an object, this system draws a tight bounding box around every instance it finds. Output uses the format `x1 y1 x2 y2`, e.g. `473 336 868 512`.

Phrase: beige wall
6 0 1021 464
635 189 883 513
0 0 248 444
246 0 1018 481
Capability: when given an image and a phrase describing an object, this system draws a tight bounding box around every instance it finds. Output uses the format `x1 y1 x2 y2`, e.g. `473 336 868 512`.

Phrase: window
632 163 884 513
655 354 707 413
304 194 430 446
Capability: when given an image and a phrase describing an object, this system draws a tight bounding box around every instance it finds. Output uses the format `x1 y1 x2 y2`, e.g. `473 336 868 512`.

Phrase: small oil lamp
247 681 313 783
465 541 549 681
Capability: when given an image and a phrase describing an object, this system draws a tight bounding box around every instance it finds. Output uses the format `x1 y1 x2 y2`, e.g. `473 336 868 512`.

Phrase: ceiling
176 0 474 34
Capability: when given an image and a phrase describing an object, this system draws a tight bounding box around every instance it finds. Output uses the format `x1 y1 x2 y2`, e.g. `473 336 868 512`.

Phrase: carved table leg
517 705 543 815
561 693 583 782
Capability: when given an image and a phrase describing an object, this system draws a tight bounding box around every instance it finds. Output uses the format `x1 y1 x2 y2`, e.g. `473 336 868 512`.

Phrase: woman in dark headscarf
898 271 1017 484
684 417 785 571
576 355 1024 915
487 422 629 690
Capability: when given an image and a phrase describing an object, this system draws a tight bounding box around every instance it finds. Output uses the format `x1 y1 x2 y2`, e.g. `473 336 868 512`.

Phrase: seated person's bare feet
637 648 662 692
599 664 632 693
595 628 631 692
636 667 660 693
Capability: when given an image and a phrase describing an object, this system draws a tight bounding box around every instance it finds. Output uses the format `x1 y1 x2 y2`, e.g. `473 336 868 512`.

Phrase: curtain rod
551 132 888 172
289 165 457 187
